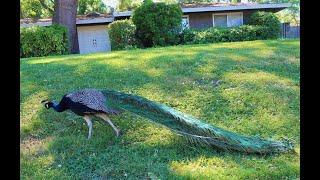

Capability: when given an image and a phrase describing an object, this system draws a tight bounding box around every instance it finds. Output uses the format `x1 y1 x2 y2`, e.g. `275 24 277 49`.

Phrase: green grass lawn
20 39 300 179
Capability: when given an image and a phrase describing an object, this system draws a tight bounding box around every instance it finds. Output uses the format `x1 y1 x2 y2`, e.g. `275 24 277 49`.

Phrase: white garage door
77 25 111 54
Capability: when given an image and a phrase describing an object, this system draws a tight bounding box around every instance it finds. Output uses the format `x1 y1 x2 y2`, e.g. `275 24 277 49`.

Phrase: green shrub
180 25 268 44
132 2 183 47
108 19 138 50
248 11 281 39
179 28 198 44
20 24 69 58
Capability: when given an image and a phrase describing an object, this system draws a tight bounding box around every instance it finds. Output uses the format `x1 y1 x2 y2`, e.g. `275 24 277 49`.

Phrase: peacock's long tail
101 89 294 154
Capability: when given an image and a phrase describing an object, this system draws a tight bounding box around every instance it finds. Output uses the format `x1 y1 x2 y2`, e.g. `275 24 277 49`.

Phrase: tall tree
52 0 79 53
77 0 108 15
39 0 54 14
117 0 144 11
21 0 48 20
21 0 108 18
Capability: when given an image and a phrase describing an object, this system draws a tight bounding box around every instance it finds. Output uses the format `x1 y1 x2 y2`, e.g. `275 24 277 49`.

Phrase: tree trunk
52 0 79 54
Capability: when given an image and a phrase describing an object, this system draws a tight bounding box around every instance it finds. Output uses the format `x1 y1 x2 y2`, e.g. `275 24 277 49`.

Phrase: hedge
20 24 69 58
108 19 138 50
247 11 281 39
180 25 270 44
132 2 182 47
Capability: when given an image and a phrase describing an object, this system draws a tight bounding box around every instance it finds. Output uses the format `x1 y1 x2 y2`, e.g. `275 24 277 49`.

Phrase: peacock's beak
41 99 48 104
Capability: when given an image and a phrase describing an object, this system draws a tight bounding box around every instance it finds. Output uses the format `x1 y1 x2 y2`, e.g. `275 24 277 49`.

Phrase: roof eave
20 21 52 28
113 11 132 17
20 17 114 27
112 3 291 17
76 17 114 25
182 3 291 13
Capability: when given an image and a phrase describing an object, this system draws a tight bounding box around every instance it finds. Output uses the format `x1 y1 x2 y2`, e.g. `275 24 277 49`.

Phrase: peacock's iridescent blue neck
52 102 64 112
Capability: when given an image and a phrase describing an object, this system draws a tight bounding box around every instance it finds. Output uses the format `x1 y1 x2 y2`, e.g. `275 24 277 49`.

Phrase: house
20 2 290 54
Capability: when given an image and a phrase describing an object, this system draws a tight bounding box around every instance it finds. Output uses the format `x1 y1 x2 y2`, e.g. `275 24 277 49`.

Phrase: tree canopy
21 0 54 19
117 0 142 11
20 0 111 19
77 0 108 15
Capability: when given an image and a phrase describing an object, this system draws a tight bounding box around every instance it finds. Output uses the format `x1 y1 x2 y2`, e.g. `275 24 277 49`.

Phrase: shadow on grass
22 106 299 179
20 40 300 179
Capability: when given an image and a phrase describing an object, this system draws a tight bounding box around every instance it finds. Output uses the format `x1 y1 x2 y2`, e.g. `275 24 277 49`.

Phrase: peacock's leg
83 115 93 139
106 118 121 137
95 113 121 137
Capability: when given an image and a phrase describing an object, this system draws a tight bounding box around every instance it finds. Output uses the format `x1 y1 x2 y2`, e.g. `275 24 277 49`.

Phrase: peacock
41 88 294 154
41 89 122 138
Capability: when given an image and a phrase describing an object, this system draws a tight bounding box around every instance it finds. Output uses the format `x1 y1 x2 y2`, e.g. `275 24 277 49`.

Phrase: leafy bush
20 24 69 58
248 11 281 39
108 19 138 50
180 25 269 44
132 2 183 47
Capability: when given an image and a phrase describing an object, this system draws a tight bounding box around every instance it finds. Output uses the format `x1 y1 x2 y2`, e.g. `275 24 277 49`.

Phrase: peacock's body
42 89 294 154
41 89 122 138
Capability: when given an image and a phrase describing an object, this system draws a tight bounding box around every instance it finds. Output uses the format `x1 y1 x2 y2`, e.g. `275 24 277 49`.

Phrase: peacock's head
41 100 53 109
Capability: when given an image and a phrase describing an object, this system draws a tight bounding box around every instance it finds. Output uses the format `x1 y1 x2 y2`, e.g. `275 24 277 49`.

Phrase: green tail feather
101 89 294 154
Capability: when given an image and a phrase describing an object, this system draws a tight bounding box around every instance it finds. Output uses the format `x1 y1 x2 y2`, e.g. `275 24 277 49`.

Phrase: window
213 12 243 28
181 15 189 29
214 14 228 28
228 12 243 27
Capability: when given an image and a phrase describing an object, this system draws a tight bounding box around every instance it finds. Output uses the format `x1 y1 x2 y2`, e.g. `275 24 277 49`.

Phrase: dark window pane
214 15 227 27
